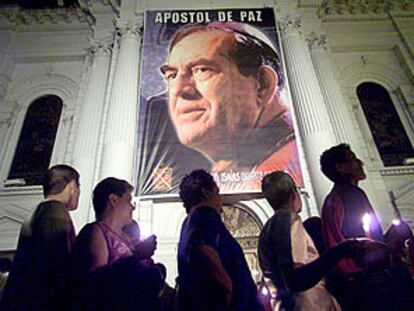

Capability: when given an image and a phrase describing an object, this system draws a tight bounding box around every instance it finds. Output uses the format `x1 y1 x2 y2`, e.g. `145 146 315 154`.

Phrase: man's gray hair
262 171 296 210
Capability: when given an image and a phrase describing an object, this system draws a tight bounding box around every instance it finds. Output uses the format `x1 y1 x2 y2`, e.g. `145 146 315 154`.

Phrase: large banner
137 8 303 196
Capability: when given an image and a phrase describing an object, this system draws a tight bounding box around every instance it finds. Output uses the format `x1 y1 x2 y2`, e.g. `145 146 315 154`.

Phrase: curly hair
179 169 216 213
320 143 351 182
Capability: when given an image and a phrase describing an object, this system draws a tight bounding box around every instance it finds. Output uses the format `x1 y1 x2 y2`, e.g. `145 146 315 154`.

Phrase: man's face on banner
162 29 263 155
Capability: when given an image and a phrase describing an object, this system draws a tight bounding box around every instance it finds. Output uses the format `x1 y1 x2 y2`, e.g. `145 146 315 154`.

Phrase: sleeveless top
95 222 134 265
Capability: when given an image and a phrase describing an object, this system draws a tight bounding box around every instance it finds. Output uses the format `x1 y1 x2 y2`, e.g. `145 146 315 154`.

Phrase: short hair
42 164 79 197
320 144 352 182
262 171 296 210
169 22 284 90
92 177 134 219
179 169 216 213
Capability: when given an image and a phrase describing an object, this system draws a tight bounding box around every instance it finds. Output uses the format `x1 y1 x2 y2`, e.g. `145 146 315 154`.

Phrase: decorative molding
318 0 414 22
0 7 89 26
298 0 321 9
6 73 80 108
87 36 113 56
278 15 302 34
0 186 42 197
377 166 414 176
237 237 259 250
341 61 407 93
222 210 260 238
77 0 120 19
307 32 328 50
114 17 142 38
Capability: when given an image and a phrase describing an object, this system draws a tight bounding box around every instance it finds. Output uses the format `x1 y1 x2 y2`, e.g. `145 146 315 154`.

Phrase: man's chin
176 129 206 148
358 173 367 181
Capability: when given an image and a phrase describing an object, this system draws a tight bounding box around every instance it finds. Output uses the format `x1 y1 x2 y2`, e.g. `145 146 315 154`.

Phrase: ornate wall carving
0 7 89 26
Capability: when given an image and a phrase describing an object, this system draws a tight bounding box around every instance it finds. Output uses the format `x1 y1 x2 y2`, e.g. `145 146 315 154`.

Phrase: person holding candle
71 178 157 271
320 144 401 311
258 171 386 311
70 177 163 311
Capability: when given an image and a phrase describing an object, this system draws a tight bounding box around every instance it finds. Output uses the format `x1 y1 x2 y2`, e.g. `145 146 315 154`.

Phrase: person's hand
134 235 157 259
340 238 389 268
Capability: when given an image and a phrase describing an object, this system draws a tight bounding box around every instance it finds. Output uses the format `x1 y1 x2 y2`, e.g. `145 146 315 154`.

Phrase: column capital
114 16 143 38
87 36 113 56
279 15 302 34
306 32 328 51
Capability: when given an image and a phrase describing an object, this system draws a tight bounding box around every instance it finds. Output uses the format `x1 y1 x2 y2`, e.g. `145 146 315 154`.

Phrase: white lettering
239 10 263 22
154 11 212 24
240 11 247 21
187 12 195 23
256 10 262 22
164 12 171 23
218 11 233 22
181 12 188 23
155 12 163 23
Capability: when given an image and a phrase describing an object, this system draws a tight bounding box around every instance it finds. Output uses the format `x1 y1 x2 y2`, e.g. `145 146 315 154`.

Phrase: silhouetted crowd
1 143 413 311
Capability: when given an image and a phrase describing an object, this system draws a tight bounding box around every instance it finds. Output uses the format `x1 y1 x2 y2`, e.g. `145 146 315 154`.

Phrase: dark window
357 82 414 166
8 95 63 185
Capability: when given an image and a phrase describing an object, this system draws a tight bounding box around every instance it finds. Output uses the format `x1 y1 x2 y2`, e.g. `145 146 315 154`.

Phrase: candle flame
392 218 401 226
260 286 269 296
362 213 372 233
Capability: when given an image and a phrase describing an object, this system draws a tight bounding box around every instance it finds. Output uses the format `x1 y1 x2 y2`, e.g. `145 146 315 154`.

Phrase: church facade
0 0 413 282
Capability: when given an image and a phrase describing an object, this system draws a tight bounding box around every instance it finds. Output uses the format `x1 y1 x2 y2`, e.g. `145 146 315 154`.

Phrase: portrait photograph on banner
137 8 303 196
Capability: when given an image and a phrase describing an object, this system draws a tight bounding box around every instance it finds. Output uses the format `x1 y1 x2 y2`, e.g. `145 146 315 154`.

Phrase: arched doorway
221 203 263 283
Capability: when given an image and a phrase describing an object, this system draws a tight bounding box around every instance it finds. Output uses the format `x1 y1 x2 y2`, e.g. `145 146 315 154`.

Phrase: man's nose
170 71 197 97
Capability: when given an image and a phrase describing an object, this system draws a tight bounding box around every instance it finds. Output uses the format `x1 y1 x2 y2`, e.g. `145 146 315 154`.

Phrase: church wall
0 0 413 283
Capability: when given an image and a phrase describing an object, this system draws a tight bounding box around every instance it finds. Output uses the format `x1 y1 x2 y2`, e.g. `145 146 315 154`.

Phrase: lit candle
260 285 269 296
392 218 401 226
362 212 372 237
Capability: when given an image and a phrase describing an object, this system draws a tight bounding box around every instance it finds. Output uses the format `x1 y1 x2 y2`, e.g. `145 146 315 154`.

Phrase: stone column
100 18 141 183
307 32 392 214
71 40 112 228
280 16 336 207
0 102 18 185
52 109 74 164
307 33 357 145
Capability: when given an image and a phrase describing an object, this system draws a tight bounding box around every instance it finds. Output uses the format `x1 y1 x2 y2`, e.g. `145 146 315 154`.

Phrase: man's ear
108 193 118 207
64 180 77 196
256 65 278 107
336 163 345 176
